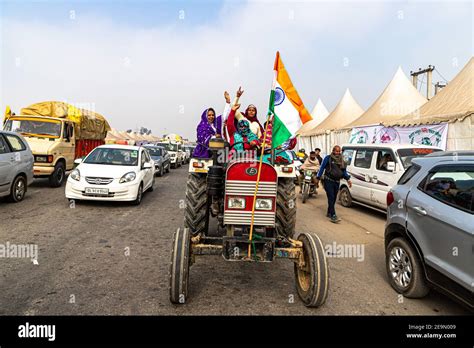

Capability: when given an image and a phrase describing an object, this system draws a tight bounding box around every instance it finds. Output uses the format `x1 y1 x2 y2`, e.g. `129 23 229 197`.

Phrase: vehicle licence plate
305 176 312 180
85 187 109 195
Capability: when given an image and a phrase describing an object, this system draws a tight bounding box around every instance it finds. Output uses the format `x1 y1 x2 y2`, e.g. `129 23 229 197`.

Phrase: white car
65 145 155 205
339 143 442 211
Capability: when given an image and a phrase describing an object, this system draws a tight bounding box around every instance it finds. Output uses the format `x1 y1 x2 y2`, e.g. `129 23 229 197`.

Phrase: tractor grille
224 180 277 226
224 211 275 226
225 180 277 197
85 177 114 185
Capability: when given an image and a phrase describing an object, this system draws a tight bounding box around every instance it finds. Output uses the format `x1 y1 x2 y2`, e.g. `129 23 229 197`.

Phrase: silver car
385 150 473 310
0 130 34 202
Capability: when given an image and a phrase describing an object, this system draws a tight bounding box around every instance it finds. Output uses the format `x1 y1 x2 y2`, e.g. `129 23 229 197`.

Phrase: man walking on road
315 145 352 223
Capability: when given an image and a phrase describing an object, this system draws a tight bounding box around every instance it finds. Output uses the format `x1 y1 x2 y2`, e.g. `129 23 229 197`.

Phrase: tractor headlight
228 197 246 209
70 169 80 181
256 198 272 211
119 172 136 183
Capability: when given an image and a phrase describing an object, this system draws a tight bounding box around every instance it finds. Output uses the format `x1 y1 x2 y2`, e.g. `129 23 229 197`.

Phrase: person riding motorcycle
298 151 320 193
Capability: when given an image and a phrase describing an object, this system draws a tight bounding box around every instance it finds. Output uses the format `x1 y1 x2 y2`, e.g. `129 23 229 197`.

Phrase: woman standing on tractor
222 87 264 140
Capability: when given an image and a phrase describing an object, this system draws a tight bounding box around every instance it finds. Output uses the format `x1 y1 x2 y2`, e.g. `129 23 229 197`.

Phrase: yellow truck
3 101 110 187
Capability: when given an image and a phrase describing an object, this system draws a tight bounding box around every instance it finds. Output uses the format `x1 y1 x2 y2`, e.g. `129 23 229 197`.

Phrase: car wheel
386 237 429 298
8 175 27 203
132 183 143 205
339 186 353 207
166 163 170 173
158 165 164 177
49 161 65 187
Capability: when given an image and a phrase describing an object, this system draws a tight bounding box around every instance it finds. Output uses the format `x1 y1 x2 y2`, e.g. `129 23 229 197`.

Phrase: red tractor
169 137 329 307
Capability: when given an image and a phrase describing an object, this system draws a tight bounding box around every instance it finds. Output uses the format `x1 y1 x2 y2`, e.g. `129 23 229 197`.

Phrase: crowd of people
192 87 294 163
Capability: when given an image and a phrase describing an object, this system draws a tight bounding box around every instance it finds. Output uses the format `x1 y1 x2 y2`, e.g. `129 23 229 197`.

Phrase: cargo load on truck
20 101 111 140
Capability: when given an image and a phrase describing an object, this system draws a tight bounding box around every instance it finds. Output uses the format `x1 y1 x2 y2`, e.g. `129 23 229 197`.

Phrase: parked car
65 145 155 205
184 145 194 164
0 130 34 202
177 143 186 166
143 144 170 176
157 141 181 168
339 144 442 212
385 150 473 310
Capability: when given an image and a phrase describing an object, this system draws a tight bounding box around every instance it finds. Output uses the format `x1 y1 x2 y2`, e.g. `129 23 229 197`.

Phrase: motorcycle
301 169 317 203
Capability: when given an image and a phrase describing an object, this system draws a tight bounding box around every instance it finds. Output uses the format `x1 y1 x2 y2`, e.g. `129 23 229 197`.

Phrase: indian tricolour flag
269 52 312 148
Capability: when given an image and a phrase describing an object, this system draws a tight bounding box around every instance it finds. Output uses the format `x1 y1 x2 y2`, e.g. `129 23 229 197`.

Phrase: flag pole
247 112 271 259
247 52 278 259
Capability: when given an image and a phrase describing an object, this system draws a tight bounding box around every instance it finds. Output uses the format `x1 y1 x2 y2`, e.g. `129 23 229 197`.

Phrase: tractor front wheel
169 227 191 304
294 232 329 307
184 173 209 235
276 177 296 238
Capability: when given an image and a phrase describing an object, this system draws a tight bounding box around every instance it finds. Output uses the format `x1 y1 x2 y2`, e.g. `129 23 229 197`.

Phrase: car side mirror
143 162 152 169
74 158 83 165
386 161 396 172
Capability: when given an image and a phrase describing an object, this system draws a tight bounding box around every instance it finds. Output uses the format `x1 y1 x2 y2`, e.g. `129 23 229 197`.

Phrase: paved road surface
0 166 469 315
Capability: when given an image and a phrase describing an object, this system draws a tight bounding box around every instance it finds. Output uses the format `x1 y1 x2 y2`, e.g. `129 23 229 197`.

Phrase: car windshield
5 119 61 138
157 142 177 152
397 148 442 168
146 147 162 156
84 148 139 166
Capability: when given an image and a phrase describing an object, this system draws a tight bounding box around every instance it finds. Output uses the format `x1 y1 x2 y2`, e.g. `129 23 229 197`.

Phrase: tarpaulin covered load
20 101 111 140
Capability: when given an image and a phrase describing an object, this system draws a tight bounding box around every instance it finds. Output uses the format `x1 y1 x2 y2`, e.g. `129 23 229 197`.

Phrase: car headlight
256 198 272 211
70 169 80 181
119 172 136 183
228 197 246 209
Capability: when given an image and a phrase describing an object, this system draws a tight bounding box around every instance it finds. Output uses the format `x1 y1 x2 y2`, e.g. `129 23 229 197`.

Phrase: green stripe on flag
272 114 292 148
268 89 275 113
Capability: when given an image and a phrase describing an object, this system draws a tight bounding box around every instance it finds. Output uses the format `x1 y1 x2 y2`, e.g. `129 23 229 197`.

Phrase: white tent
298 98 330 135
298 89 365 154
311 89 364 134
346 67 427 127
385 57 473 150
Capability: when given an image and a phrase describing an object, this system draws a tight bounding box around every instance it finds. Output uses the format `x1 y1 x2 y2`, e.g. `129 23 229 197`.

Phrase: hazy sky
1 0 472 139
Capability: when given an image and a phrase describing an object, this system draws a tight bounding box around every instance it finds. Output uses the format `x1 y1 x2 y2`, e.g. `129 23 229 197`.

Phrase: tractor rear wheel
295 232 329 307
184 173 209 235
169 227 191 304
276 177 296 238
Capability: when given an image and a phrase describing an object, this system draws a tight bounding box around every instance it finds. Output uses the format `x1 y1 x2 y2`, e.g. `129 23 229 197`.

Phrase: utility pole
410 65 435 99
434 81 447 95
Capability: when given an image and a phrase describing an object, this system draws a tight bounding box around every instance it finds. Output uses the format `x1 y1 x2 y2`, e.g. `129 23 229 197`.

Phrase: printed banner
349 123 448 149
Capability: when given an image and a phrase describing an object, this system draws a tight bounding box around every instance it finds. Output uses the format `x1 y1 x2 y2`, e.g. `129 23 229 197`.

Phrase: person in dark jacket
314 148 323 165
316 145 352 223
